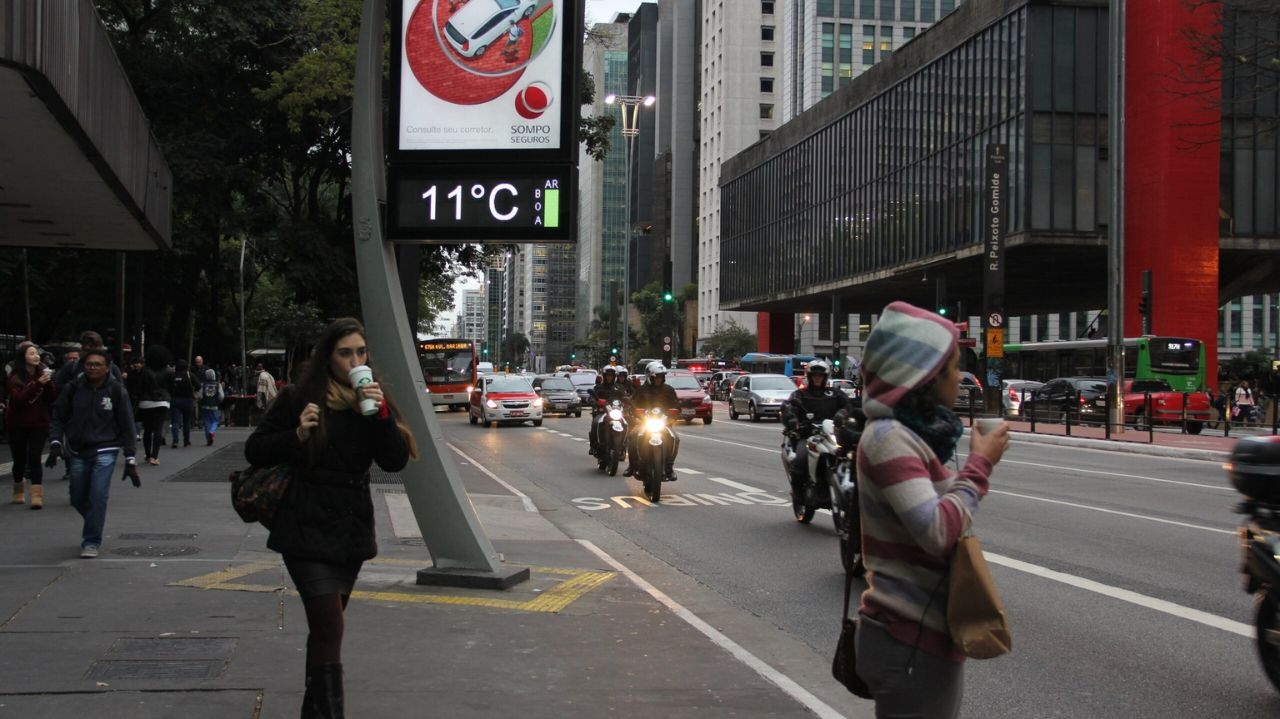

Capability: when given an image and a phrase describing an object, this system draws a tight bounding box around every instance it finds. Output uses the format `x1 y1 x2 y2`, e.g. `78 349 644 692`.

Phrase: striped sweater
855 417 991 661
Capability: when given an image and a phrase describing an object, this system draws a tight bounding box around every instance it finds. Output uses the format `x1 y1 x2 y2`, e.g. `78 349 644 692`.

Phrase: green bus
1001 336 1206 392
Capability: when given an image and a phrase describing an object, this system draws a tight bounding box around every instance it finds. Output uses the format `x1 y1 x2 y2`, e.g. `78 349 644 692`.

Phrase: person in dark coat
5 341 56 508
245 317 416 719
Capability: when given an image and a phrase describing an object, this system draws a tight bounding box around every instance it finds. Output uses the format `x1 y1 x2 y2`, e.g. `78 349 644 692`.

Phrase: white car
468 375 544 427
1001 379 1043 417
444 0 538 58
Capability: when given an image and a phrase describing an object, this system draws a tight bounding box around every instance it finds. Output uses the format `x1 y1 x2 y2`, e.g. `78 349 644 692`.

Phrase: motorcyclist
781 360 854 485
588 366 629 456
623 362 681 481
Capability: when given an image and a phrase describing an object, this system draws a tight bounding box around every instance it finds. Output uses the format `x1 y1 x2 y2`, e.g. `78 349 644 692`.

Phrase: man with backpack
166 359 199 448
199 369 226 446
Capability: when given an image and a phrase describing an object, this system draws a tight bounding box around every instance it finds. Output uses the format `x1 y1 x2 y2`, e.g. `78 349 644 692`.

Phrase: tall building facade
697 0 780 345
777 0 964 122
484 254 505 366
627 4 661 293
655 0 700 295
461 288 485 344
545 242 577 364
577 19 629 341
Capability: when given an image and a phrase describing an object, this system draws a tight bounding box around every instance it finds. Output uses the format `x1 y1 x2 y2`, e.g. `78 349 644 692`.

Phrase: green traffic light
663 291 674 302
938 307 949 316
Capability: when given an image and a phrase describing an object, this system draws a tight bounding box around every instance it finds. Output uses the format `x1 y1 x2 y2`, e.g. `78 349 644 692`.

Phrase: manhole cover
110 545 201 557
117 533 198 541
86 660 224 680
107 637 236 660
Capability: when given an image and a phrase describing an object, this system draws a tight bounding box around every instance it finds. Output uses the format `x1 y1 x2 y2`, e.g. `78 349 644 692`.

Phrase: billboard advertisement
394 0 577 159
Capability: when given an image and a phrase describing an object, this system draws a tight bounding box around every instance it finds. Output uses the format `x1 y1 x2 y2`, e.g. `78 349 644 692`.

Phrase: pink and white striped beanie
860 301 959 415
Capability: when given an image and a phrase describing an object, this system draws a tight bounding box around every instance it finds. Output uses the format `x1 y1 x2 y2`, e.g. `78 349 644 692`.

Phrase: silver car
729 373 795 422
1001 379 1043 417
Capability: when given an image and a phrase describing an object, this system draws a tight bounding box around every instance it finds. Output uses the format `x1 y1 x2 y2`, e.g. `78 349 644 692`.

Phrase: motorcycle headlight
608 408 623 420
643 417 666 433
485 399 497 409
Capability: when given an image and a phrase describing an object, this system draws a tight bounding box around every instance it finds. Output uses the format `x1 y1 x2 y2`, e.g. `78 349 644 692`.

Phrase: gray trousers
855 614 964 719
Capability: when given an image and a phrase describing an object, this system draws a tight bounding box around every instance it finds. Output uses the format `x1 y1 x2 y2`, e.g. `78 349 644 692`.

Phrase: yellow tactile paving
168 559 615 614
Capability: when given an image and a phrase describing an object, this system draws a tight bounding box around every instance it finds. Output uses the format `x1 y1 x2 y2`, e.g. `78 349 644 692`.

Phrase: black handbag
229 464 293 528
832 566 873 699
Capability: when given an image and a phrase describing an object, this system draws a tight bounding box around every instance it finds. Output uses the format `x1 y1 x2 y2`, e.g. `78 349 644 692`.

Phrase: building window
863 24 875 66
840 0 854 15
921 0 934 21
818 0 834 15
762 26 774 41
760 103 774 119
880 25 892 55
760 77 774 93
761 52 774 67
903 26 915 39
860 0 875 18
880 0 894 24
941 0 954 14
762 0 774 14
901 0 915 21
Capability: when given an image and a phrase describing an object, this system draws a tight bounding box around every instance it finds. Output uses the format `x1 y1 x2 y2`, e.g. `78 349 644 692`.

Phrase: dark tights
301 593 350 666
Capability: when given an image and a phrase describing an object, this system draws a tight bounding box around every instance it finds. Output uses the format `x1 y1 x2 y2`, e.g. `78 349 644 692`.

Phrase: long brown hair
295 317 419 464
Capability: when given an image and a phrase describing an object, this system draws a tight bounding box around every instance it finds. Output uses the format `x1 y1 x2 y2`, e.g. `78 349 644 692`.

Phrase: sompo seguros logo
515 82 553 119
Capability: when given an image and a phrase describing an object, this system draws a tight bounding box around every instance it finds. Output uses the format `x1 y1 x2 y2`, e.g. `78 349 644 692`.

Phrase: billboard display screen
393 0 577 159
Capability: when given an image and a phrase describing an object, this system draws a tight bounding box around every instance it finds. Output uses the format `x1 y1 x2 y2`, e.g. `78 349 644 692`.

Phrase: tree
503 332 531 368
1179 1 1280 134
700 319 758 362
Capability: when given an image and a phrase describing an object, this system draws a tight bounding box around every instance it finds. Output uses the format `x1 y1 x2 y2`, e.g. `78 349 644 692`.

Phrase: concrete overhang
0 0 172 251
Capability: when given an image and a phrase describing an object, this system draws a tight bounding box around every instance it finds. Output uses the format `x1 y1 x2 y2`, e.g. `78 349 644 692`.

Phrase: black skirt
283 555 363 599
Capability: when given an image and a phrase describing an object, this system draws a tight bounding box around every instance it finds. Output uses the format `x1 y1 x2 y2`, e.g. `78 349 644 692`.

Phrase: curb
965 426 1232 463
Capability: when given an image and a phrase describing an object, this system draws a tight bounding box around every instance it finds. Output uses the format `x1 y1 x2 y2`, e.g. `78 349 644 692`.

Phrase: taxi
469 374 544 427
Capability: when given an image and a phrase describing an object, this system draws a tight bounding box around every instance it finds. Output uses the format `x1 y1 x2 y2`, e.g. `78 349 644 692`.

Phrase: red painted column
757 312 795 353
1124 0 1222 381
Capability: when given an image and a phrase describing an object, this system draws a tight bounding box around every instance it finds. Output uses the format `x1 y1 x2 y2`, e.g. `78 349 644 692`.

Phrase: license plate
1095 400 1106 407
554 403 567 410
681 409 695 417
509 411 527 417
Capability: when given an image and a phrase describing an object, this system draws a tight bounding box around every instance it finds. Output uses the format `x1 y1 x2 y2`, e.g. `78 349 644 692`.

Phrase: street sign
986 328 1005 358
958 338 978 348
663 336 671 344
662 344 671 352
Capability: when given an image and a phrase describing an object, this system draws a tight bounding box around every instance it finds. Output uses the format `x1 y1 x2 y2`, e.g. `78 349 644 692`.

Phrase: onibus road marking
170 558 613 613
572 477 789 510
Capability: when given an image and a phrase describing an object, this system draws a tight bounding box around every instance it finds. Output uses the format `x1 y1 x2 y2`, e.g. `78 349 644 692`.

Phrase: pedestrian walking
1235 380 1258 426
199 368 225 445
136 347 173 465
45 347 140 558
255 363 278 410
501 18 523 59
245 317 416 719
853 301 1009 718
5 341 57 508
167 358 198 448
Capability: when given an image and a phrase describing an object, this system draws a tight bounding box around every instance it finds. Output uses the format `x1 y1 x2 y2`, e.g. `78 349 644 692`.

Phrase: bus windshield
420 344 474 385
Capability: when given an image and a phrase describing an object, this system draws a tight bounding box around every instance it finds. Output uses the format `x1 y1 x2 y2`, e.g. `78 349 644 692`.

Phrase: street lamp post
605 93 655 368
796 314 811 354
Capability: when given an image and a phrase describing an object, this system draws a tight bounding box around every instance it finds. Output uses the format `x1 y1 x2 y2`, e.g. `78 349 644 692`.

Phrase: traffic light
663 290 674 302
570 352 576 360
611 347 619 355
482 347 489 356
937 305 949 317
1138 291 1150 316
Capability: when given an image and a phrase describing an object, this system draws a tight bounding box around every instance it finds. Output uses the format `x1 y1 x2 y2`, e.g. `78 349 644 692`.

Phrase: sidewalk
0 428 869 719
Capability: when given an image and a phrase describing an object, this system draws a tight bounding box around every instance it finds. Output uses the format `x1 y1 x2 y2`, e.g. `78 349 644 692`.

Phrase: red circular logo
515 82 552 119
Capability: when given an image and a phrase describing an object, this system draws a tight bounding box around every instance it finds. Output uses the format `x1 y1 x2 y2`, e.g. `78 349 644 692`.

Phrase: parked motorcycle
782 414 865 576
1228 435 1280 693
596 399 628 476
635 406 672 503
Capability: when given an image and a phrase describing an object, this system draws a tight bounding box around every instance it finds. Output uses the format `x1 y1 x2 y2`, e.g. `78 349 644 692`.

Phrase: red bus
418 338 477 410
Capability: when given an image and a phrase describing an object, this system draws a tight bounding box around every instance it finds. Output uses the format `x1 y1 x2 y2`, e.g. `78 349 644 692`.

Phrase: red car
664 369 713 425
1122 379 1210 434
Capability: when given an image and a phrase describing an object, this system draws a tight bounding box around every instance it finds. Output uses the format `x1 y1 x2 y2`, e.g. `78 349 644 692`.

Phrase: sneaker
80 545 99 559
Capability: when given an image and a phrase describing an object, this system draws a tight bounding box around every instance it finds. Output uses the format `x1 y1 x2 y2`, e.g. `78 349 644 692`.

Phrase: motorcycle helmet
807 360 831 377
646 362 668 379
603 366 617 376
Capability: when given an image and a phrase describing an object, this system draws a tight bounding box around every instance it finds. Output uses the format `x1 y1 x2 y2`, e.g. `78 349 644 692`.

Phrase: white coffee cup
347 365 379 416
42 367 54 380
975 417 1005 435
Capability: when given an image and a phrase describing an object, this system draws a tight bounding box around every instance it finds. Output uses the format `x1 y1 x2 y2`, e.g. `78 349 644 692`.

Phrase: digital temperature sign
387 164 576 243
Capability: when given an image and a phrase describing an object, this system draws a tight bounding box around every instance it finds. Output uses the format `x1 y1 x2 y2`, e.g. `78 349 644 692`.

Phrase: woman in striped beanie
853 301 1009 717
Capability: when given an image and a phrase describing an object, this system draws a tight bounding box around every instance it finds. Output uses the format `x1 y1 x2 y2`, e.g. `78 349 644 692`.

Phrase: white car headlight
485 399 498 409
533 398 543 408
465 385 473 394
643 417 666 433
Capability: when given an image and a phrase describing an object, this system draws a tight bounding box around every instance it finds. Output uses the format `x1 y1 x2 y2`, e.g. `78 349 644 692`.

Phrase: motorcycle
595 399 628 476
1228 435 1280 693
782 414 865 576
635 406 672 503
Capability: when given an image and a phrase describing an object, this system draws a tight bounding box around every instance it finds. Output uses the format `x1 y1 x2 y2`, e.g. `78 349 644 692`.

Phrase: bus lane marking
169 558 614 614
572 477 788 511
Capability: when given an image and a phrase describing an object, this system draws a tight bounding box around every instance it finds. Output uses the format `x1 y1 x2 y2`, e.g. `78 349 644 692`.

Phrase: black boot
302 664 344 719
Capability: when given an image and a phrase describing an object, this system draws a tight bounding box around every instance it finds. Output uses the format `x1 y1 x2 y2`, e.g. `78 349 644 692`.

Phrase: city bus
738 352 818 377
417 338 478 410
1001 336 1206 392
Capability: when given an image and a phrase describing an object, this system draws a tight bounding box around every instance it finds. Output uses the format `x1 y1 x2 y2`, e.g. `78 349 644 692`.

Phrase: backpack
172 371 194 398
200 380 223 408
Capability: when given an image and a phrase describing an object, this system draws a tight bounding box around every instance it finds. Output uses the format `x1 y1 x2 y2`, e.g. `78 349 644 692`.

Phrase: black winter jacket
246 386 411 564
782 384 853 434
48 375 137 459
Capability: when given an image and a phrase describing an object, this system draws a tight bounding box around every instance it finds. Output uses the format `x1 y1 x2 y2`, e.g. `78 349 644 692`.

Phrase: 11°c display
387 165 575 242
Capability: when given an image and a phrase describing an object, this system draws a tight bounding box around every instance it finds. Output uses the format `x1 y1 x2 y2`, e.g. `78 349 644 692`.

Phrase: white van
477 361 495 375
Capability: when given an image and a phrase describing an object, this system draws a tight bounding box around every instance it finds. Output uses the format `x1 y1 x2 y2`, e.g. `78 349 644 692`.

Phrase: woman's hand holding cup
970 417 1010 466
296 402 321 443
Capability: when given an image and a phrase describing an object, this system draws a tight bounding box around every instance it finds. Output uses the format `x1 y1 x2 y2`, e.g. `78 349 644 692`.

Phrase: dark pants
138 406 168 460
855 614 964 718
170 398 195 446
9 426 48 485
